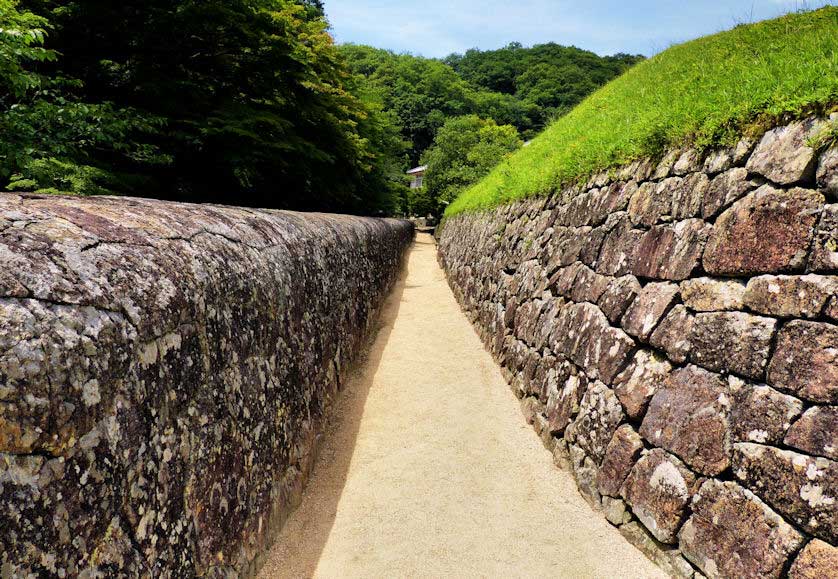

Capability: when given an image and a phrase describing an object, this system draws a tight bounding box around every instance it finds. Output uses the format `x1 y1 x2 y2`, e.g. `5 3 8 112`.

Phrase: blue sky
325 0 835 57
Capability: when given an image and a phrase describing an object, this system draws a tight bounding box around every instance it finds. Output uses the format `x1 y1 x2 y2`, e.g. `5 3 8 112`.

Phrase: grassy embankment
446 7 838 216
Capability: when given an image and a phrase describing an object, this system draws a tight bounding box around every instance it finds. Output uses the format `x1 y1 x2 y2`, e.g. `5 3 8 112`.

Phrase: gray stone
628 179 676 226
671 172 709 219
808 204 838 272
648 305 693 364
817 145 838 199
690 312 776 380
743 274 838 318
701 167 758 220
566 381 625 464
679 479 804 579
680 277 746 311
746 118 822 185
601 496 633 526
613 349 673 420
569 443 602 507
673 149 703 176
768 320 838 404
619 522 696 579
640 365 731 476
597 275 640 324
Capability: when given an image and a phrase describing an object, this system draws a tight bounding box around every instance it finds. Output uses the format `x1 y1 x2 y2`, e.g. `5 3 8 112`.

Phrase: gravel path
258 233 666 578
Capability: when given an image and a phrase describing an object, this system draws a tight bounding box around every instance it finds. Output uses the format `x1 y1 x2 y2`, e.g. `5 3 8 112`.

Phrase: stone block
648 305 693 364
597 424 645 497
728 378 803 445
619 522 696 579
632 219 709 281
597 275 640 324
544 370 586 436
640 365 730 476
678 479 804 579
613 349 673 420
789 539 838 579
703 185 823 275
680 277 746 311
808 203 838 272
601 496 633 526
671 172 709 219
621 282 680 341
732 443 838 543
597 214 644 276
569 443 601 507
566 381 625 464
817 145 838 200
784 406 838 460
746 118 821 185
621 449 699 544
768 320 838 404
701 167 758 220
628 179 676 226
743 274 838 318
691 312 776 380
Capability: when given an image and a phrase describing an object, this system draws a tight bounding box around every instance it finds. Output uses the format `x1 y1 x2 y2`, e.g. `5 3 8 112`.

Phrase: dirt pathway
258 233 666 578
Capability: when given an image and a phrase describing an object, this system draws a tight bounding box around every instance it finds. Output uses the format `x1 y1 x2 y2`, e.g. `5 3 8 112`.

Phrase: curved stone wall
439 118 838 578
0 194 413 577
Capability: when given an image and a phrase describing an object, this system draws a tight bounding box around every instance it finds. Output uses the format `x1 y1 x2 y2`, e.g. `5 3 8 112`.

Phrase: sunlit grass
446 7 838 216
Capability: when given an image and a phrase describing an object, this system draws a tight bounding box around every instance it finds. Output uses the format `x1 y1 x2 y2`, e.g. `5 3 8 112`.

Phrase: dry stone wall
0 194 413 577
439 117 838 579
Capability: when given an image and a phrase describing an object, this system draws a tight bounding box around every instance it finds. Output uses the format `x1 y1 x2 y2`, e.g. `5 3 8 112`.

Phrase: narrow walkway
259 234 666 578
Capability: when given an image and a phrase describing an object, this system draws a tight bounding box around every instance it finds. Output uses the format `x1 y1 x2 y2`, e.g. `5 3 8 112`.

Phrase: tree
421 115 522 215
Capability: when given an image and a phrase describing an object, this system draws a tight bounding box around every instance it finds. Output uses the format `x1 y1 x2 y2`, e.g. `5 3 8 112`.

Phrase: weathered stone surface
789 539 838 579
632 219 709 281
569 443 601 507
703 147 734 175
744 274 838 318
809 204 838 272
597 275 640 324
701 167 758 219
703 185 824 275
746 118 821 185
629 180 676 226
729 378 803 445
0 195 414 576
613 349 673 420
691 312 776 380
566 381 625 464
818 145 838 199
671 173 709 219
597 214 644 276
570 265 611 304
544 369 586 435
621 282 679 341
768 320 838 404
680 277 746 311
648 305 693 364
784 406 838 460
733 443 838 543
602 496 633 526
679 479 804 579
619 522 697 579
597 424 645 497
673 149 703 176
621 449 698 544
640 366 730 476
827 296 838 321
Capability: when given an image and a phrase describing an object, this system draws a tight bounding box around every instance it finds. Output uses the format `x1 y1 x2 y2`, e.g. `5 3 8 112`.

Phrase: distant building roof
406 165 428 175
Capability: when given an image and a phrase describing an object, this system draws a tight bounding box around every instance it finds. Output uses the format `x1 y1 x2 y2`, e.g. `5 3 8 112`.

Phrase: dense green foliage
448 8 838 216
417 115 522 215
340 44 640 165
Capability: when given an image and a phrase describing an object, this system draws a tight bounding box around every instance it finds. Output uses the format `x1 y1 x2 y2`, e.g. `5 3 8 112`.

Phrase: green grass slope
446 7 838 216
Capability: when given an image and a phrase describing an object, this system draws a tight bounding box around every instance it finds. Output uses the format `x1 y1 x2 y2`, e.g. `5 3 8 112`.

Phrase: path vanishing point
258 233 667 578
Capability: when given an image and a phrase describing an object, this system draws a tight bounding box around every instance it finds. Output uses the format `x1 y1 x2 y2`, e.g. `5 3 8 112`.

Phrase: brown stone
784 406 838 460
827 296 838 322
566 381 625 464
631 219 709 281
613 349 673 420
570 265 611 304
680 277 746 311
768 320 838 404
619 522 697 579
789 539 838 579
597 214 644 276
628 179 676 226
818 145 838 200
701 167 758 219
746 118 821 185
569 443 601 507
809 204 838 272
673 149 703 176
544 370 586 435
597 275 640 324
691 312 776 380
703 185 824 275
744 274 838 318
621 449 698 544
621 282 680 341
649 305 693 364
597 424 645 497
671 172 709 219
640 365 730 476
733 443 838 543
653 149 681 179
678 479 804 579
729 378 803 445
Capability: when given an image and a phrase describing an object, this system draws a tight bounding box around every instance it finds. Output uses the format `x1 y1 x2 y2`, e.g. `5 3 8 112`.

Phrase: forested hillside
0 0 640 215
